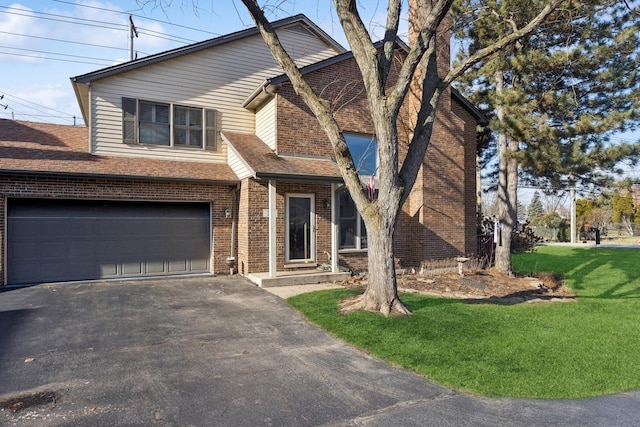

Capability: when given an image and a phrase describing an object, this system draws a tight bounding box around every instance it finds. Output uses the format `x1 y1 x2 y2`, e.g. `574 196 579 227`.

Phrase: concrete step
247 271 350 287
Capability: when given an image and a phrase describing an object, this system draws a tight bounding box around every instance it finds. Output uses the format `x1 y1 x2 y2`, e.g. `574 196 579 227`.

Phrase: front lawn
288 245 640 398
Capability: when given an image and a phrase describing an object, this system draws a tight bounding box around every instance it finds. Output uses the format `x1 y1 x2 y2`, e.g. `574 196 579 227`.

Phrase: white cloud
0 3 48 63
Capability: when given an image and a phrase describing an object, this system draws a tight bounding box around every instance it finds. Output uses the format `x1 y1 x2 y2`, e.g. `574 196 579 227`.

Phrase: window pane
345 134 377 176
174 128 187 145
188 129 202 146
339 218 356 249
174 107 187 125
360 218 367 249
139 102 153 121
339 189 356 219
140 123 170 145
189 109 202 126
155 104 169 123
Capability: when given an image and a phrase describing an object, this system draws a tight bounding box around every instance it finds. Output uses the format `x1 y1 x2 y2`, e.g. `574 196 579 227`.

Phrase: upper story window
123 97 218 150
344 133 377 176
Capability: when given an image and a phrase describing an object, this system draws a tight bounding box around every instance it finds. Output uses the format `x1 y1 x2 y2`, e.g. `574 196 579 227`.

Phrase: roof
71 14 345 127
222 132 343 182
0 120 238 183
72 15 345 86
243 40 487 125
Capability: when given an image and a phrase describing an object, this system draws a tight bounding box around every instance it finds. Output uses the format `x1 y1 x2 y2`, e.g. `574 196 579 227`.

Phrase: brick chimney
407 0 451 100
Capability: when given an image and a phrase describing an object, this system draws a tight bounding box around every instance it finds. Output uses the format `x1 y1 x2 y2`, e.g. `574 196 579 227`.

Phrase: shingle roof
0 119 238 183
223 131 343 182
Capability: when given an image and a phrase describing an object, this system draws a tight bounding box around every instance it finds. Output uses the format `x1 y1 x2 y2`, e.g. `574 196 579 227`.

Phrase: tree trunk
340 210 411 316
494 69 517 275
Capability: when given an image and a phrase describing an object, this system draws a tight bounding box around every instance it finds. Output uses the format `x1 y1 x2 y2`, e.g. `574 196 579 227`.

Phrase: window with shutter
121 98 219 151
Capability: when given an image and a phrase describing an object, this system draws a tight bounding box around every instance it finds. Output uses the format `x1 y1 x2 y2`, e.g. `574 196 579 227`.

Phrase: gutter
0 169 240 185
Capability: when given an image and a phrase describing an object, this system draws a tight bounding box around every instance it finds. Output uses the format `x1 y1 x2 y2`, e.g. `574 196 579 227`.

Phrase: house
0 14 483 287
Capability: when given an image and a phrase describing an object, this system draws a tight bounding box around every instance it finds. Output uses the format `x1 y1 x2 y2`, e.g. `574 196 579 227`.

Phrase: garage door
7 199 211 285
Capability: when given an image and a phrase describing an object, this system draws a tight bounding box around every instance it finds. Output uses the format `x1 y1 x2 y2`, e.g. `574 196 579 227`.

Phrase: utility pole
128 16 138 61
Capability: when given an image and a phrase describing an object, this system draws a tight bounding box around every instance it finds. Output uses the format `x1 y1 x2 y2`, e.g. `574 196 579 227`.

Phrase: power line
136 28 197 44
0 45 118 64
0 50 113 66
53 0 222 37
0 6 128 31
0 30 130 52
2 90 77 117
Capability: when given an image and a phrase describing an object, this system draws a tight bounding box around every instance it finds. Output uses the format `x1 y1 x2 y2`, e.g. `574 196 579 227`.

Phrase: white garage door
7 199 211 285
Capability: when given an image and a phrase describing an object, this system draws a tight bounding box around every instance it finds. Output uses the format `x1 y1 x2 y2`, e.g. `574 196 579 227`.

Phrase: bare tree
145 0 564 315
236 0 565 315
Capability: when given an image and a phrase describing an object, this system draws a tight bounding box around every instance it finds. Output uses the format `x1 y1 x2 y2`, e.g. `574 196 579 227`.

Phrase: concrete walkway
1 276 638 426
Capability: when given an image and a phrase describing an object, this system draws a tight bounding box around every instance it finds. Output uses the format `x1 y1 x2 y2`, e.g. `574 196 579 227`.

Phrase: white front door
286 194 315 263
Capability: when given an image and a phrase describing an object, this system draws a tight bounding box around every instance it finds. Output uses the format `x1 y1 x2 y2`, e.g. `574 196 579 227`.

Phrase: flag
367 175 375 201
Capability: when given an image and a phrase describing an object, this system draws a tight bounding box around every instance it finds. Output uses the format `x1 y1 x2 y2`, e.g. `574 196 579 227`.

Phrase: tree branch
445 0 567 85
240 0 370 208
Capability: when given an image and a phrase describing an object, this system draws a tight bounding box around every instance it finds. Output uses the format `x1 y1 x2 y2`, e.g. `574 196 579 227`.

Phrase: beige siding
226 140 254 180
255 98 277 150
90 26 339 163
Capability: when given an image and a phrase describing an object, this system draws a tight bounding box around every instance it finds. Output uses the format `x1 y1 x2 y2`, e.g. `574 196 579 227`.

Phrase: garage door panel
7 199 211 285
122 262 143 275
98 263 119 277
168 259 188 272
190 259 209 271
146 261 167 274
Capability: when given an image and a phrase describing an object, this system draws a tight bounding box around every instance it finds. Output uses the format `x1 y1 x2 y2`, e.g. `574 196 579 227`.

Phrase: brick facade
248 41 478 272
0 174 235 285
236 178 334 274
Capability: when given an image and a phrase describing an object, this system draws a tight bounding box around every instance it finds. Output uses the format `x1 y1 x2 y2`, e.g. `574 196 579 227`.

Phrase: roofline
243 40 407 110
255 172 344 183
71 14 345 85
0 170 239 185
243 41 488 127
450 87 488 124
267 40 407 87
236 35 485 124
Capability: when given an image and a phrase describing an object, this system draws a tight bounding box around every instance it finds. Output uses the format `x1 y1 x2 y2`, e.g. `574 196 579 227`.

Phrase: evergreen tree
453 0 640 273
527 191 545 222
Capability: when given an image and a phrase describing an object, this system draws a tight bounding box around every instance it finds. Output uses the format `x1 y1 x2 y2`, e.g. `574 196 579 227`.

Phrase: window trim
122 97 218 151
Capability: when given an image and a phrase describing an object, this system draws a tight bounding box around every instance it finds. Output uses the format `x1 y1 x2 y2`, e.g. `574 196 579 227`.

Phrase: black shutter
122 97 137 144
204 109 217 151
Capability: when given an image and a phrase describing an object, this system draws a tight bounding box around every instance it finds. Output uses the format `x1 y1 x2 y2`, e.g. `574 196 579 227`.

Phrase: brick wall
270 30 477 271
0 174 235 285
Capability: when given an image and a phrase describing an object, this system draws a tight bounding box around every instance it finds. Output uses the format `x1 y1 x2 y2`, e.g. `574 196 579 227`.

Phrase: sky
1 0 638 188
0 0 400 126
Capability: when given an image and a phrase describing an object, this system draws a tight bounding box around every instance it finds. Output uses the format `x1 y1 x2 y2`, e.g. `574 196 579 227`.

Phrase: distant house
0 14 483 287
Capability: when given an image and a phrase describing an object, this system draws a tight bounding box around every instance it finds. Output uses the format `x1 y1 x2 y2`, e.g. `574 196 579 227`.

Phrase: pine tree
527 191 545 222
453 0 640 273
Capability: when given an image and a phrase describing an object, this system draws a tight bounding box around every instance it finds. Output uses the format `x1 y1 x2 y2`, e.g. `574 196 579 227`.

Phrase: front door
286 194 315 263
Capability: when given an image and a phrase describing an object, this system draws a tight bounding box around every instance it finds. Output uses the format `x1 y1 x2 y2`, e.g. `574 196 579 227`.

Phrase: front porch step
247 271 350 287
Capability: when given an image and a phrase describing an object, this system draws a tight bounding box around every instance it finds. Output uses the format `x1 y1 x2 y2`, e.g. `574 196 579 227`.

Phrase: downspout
228 184 240 274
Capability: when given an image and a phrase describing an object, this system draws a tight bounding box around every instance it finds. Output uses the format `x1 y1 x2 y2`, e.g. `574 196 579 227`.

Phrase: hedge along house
0 14 483 287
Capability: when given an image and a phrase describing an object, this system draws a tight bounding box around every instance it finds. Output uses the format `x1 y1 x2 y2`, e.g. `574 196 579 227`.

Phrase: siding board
90 28 339 163
255 98 277 150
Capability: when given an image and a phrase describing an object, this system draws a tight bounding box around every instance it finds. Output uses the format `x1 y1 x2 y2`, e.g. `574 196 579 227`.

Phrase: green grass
288 245 640 398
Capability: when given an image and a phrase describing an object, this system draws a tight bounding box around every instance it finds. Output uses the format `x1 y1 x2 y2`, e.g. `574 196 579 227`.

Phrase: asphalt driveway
1 276 639 426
